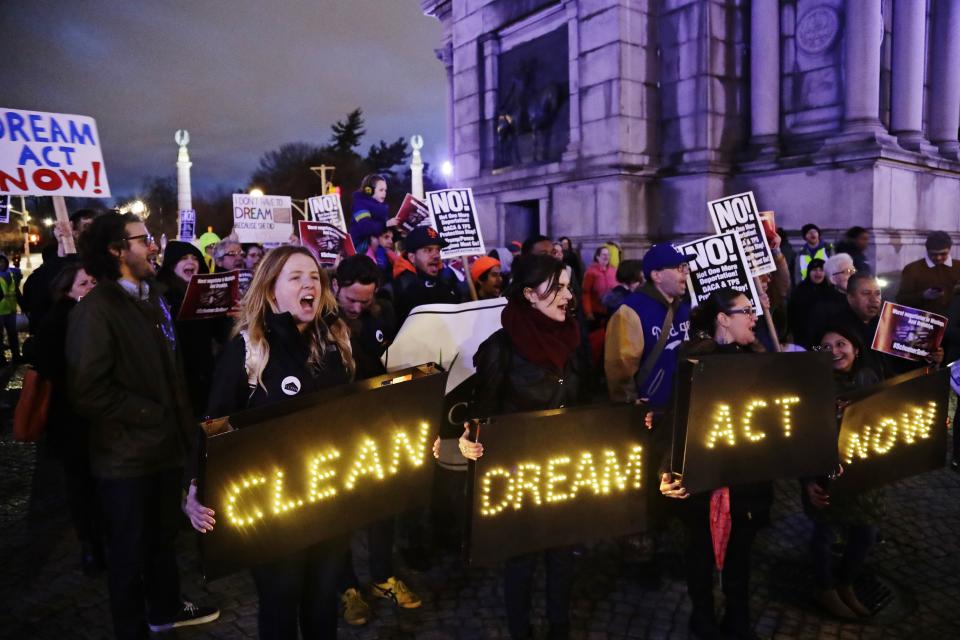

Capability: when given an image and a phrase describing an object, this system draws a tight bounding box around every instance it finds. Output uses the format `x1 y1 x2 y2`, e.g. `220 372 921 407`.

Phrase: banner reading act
232 194 293 244
0 108 111 197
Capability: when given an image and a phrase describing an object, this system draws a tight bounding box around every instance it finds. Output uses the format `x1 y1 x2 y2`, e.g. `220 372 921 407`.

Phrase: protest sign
678 232 763 316
199 365 447 580
871 301 947 361
299 220 356 267
232 194 293 244
426 188 486 259
671 352 837 494
833 367 949 495
0 195 8 223
178 269 250 321
0 108 111 198
396 193 431 234
306 194 346 231
178 209 196 241
467 404 648 565
707 191 775 276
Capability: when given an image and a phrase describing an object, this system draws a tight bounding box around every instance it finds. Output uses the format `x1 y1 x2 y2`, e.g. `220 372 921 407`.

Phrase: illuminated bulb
273 468 300 514
343 438 386 490
225 474 266 527
509 463 543 510
774 396 799 438
706 404 737 448
570 452 601 497
545 456 571 503
742 400 767 442
388 422 430 474
480 467 511 516
308 449 340 502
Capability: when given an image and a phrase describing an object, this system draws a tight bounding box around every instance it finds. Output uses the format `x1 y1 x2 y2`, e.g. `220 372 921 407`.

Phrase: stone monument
175 129 192 213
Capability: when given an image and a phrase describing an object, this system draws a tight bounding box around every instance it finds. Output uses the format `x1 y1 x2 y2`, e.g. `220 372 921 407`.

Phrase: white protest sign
0 108 110 197
231 194 293 244
707 191 775 276
678 232 763 316
306 194 346 231
178 209 196 241
426 188 486 259
0 195 8 223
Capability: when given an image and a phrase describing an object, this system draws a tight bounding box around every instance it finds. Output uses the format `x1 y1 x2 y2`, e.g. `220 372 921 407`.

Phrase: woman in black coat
35 260 102 573
455 253 581 640
660 288 772 640
183 245 355 639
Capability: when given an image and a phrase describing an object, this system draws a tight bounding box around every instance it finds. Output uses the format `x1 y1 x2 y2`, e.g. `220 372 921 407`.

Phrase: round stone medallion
797 6 840 54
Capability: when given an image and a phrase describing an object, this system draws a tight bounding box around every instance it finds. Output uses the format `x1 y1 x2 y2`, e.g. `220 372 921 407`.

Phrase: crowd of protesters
7 174 959 639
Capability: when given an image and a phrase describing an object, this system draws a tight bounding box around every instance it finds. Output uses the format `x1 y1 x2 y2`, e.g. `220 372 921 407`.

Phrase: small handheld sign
178 269 251 321
299 220 355 268
467 404 648 565
231 194 293 244
871 301 947 362
707 191 775 276
0 195 8 224
426 188 486 259
678 232 763 316
306 194 346 231
671 352 837 494
178 209 196 241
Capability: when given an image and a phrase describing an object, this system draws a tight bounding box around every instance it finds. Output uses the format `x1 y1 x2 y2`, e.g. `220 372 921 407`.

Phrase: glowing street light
42 218 54 227
249 188 265 198
130 200 146 215
440 161 453 177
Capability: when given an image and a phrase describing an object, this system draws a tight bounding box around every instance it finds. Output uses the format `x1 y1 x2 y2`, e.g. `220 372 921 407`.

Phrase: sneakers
370 576 422 609
148 599 220 632
342 588 372 626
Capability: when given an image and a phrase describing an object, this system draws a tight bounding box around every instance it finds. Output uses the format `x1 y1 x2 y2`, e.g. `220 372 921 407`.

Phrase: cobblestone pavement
2 363 959 639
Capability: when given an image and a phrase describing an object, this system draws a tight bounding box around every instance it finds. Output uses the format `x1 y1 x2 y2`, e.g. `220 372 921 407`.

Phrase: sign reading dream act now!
0 108 111 198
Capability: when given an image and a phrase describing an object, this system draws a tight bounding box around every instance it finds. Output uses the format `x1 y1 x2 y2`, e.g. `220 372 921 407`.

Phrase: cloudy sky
1 0 448 198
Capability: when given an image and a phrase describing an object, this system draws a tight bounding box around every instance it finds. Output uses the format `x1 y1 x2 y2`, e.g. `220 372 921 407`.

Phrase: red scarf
500 301 580 375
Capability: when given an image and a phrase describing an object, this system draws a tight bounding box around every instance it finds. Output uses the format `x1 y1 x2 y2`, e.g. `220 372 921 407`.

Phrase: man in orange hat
471 256 502 300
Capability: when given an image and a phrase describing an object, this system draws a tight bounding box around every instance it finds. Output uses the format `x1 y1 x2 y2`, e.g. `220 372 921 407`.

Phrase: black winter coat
392 268 462 325
472 328 581 418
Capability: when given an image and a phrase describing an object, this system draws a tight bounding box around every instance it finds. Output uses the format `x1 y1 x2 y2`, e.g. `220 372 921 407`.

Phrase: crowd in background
7 172 959 640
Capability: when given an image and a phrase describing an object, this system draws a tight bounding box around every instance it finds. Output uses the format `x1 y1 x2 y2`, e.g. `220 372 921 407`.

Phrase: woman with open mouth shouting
184 245 355 639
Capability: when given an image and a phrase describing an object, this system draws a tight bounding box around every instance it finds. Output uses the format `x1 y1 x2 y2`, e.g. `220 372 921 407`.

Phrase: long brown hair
233 245 355 388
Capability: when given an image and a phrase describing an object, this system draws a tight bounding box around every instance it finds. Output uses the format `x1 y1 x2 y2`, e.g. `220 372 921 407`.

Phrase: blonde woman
184 245 355 639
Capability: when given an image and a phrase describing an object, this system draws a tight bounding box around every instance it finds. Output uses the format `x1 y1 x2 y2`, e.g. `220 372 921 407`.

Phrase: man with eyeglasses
65 213 219 637
800 253 857 348
897 230 960 316
212 238 245 272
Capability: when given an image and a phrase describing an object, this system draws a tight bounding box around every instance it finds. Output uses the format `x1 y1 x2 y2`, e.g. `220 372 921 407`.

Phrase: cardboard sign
178 269 250 321
178 209 196 241
396 193 431 234
671 352 837 494
0 195 8 223
200 365 448 580
299 220 356 267
678 232 763 316
871 301 947 361
232 194 293 244
0 108 111 197
467 404 648 565
426 188 486 259
707 191 775 276
306 194 346 231
832 368 949 495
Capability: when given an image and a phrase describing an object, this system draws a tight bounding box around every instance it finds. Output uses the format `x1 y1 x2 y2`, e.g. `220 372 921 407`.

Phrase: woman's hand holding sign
660 472 689 499
459 420 484 460
184 481 216 533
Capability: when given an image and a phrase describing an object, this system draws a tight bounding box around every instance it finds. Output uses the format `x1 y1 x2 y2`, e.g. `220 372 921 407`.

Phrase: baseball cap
405 225 449 253
642 243 695 279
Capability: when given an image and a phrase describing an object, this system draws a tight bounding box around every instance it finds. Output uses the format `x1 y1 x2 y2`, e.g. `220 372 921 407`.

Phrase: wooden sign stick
52 196 76 255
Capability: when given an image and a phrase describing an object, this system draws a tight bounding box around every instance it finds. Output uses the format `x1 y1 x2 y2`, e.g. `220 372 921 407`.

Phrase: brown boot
815 589 858 620
837 584 871 617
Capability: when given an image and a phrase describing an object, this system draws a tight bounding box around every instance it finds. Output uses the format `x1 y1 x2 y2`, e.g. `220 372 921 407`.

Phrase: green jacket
0 272 17 315
66 280 194 478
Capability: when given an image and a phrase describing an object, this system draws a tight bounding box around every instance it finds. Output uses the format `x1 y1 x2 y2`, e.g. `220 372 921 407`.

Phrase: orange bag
13 368 52 442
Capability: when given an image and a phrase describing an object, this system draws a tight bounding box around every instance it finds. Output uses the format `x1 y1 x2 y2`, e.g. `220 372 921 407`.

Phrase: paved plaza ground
2 362 959 639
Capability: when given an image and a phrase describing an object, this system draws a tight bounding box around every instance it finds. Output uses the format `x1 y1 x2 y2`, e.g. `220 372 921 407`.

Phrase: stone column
749 0 780 153
435 42 455 163
481 34 500 168
563 0 581 160
890 0 927 150
842 0 884 133
929 0 960 158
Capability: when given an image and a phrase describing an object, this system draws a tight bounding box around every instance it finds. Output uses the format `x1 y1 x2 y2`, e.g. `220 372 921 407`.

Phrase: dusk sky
1 0 448 199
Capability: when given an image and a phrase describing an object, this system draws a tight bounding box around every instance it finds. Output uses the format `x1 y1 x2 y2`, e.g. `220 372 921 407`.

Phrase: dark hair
846 271 875 295
815 323 864 355
558 236 572 246
50 259 86 302
69 207 102 227
0 255 7 269
689 287 749 336
845 226 867 239
505 254 568 306
615 259 644 285
335 254 382 289
80 212 142 280
521 234 551 256
801 223 821 237
926 230 952 251
593 245 610 261
360 174 386 195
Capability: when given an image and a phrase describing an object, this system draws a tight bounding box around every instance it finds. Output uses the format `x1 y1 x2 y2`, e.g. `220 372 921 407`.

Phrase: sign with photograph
231 194 293 244
871 301 947 362
178 269 250 321
299 220 356 268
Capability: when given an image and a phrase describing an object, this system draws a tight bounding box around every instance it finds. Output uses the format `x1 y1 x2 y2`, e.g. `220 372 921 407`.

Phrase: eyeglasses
668 264 690 274
222 250 244 258
126 233 155 246
726 305 756 317
832 267 856 277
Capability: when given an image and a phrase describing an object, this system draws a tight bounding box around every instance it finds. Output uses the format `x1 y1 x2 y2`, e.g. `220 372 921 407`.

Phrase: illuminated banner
871 302 947 362
231 193 293 244
707 191 775 276
306 194 346 231
671 352 837 494
833 367 949 495
467 404 648 565
200 365 448 580
678 232 763 316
